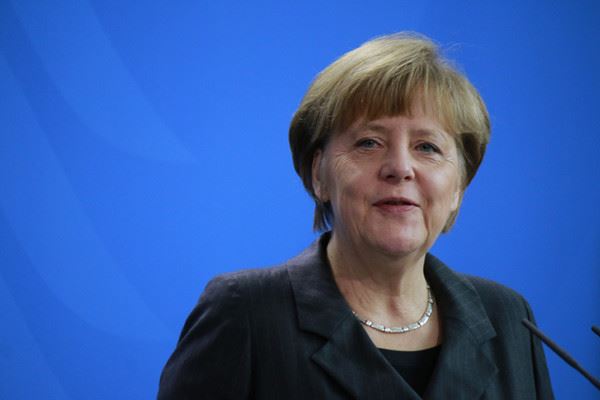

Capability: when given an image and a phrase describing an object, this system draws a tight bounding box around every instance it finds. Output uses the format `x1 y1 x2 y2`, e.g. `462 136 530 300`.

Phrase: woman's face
312 110 462 259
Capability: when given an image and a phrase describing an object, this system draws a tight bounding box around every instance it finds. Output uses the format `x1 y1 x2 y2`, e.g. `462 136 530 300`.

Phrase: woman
158 33 554 399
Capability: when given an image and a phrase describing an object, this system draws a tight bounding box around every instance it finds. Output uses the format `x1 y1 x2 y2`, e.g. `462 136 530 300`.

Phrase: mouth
373 197 419 213
374 197 419 207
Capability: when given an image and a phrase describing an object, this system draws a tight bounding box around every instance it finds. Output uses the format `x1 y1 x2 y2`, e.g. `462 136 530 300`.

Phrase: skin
312 109 462 350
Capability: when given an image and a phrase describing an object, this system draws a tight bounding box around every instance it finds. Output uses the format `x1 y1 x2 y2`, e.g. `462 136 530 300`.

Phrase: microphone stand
522 319 600 391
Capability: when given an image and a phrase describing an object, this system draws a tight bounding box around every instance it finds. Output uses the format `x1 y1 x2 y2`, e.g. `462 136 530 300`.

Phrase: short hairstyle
289 32 491 231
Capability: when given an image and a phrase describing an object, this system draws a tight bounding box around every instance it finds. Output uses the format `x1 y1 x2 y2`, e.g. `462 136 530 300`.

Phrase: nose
378 146 415 183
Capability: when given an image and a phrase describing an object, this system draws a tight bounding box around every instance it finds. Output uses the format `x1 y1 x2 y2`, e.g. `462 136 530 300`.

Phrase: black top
379 346 441 396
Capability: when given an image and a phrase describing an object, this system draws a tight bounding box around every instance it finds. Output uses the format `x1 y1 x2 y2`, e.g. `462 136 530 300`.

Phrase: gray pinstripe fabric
158 233 554 399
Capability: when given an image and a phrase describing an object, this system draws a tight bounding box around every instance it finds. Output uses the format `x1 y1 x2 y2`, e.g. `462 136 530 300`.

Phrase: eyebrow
359 122 450 143
362 121 390 133
412 129 450 143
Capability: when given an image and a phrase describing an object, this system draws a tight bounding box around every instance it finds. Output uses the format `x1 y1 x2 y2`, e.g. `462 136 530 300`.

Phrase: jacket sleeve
158 274 252 400
522 298 555 400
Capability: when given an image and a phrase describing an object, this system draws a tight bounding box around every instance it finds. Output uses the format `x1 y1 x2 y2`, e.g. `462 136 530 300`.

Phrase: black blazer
158 234 554 399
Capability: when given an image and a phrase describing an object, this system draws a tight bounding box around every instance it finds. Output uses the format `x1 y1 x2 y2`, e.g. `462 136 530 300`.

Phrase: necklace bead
352 285 434 334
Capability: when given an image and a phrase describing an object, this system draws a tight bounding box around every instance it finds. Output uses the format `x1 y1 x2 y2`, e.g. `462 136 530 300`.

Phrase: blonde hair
289 32 490 231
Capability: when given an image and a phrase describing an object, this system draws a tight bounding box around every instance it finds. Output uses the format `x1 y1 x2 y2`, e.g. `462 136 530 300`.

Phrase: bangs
331 62 463 136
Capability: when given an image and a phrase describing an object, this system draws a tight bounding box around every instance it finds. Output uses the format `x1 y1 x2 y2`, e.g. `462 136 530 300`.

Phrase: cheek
327 158 361 195
324 158 372 220
426 168 461 212
439 174 461 211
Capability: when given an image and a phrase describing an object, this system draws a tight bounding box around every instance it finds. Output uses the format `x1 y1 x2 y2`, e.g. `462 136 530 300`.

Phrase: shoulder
201 237 326 309
201 264 291 303
192 264 296 331
426 254 533 332
462 274 529 314
457 273 536 339
427 254 531 319
160 264 294 398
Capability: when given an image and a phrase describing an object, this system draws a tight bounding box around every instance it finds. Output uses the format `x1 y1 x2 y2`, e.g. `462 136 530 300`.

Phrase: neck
327 231 429 321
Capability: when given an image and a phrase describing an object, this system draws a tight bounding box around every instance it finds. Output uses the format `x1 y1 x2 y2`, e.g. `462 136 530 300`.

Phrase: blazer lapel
287 235 419 399
311 315 420 399
424 255 499 399
286 237 499 399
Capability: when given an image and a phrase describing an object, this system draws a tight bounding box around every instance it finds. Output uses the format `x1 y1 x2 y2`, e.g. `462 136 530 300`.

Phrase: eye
415 142 441 154
355 138 380 149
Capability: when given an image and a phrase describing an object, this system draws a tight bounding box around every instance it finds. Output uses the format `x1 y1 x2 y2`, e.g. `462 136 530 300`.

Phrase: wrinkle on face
313 112 462 261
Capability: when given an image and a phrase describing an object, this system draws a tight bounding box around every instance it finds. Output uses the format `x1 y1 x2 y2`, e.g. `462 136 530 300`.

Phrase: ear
311 149 329 202
450 187 463 213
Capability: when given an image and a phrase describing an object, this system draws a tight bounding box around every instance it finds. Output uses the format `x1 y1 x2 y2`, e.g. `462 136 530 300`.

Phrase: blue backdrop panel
1 0 598 399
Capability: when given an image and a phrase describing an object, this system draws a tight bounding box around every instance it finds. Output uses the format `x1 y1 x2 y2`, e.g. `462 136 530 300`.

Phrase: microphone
522 319 600 391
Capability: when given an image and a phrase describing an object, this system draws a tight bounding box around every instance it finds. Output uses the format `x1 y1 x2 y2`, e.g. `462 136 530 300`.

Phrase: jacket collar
423 254 498 399
286 233 499 399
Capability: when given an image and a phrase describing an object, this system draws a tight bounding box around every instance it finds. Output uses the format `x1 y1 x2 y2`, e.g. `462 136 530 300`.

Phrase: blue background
1 0 599 398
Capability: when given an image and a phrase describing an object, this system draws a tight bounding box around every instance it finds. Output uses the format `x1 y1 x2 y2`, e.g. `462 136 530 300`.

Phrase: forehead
351 113 445 133
334 89 457 139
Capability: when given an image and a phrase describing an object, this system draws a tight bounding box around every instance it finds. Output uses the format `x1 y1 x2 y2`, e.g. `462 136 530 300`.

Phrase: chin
368 232 428 259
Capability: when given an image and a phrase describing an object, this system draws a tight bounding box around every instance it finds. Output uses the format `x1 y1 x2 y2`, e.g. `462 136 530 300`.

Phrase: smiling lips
373 197 419 213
